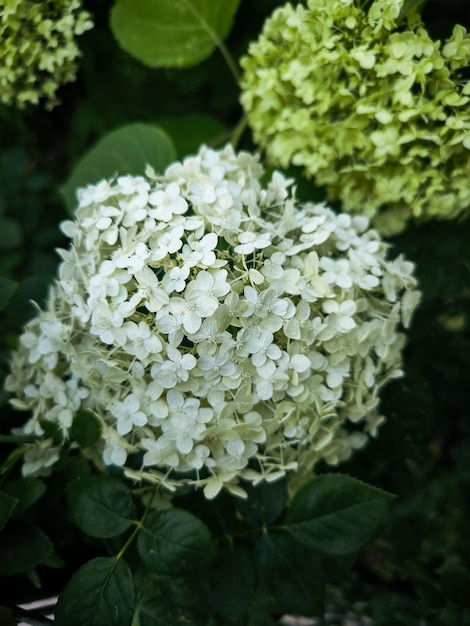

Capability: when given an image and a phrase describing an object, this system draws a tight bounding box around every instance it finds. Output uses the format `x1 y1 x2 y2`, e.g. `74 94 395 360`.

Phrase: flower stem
0 434 36 443
117 487 157 560
231 115 248 149
181 0 241 85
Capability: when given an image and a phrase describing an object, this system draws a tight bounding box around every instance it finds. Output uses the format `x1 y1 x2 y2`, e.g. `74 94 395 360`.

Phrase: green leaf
0 446 27 478
0 277 18 312
235 476 287 528
60 123 176 213
0 523 53 575
110 0 240 69
0 492 17 530
135 575 185 626
67 474 135 538
58 453 92 481
398 0 426 18
247 585 280 626
137 508 214 575
285 473 394 555
39 419 64 444
134 573 208 626
209 544 256 620
70 411 102 448
256 531 324 616
55 557 134 626
157 114 225 158
2 478 46 515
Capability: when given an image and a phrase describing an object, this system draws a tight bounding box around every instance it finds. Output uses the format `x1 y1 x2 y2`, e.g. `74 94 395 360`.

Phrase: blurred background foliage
0 0 470 624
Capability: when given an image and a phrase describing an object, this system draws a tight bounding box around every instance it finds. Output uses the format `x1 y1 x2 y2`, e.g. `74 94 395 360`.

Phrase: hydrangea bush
6 145 419 498
240 0 470 234
0 0 93 108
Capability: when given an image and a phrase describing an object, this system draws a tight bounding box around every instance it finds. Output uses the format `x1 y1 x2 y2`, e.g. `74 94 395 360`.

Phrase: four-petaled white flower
111 393 148 436
149 182 188 222
152 346 197 388
234 231 272 255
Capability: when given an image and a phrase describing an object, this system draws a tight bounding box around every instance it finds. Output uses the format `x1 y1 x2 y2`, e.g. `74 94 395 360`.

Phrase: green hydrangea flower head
240 0 470 235
0 0 93 108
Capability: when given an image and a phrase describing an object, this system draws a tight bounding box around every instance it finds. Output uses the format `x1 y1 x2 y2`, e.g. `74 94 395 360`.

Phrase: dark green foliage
2 477 45 515
70 411 102 448
0 523 53 576
286 474 394 555
257 531 325 616
0 492 17 529
55 557 135 626
67 474 135 538
235 476 287 527
137 507 214 574
209 544 256 620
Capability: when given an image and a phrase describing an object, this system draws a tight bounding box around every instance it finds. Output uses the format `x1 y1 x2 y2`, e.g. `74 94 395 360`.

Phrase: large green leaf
209 544 256 620
67 474 135 538
110 0 241 69
134 573 208 626
247 586 280 626
135 575 187 626
235 476 287 528
137 508 214 575
256 531 324 617
2 478 45 515
0 492 17 530
55 557 134 626
70 410 102 448
60 123 176 213
0 523 53 575
285 473 394 555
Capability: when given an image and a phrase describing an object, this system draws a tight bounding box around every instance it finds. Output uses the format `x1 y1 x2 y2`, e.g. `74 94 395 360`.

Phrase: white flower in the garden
5 144 419 497
162 265 190 294
234 231 272 255
152 346 197 388
122 321 163 361
111 393 148 436
149 182 188 221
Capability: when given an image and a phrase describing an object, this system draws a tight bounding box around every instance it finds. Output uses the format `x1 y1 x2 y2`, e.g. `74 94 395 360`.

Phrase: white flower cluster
6 145 419 498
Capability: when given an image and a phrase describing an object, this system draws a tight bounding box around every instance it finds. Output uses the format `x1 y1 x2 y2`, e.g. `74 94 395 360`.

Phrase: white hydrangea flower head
5 145 420 498
240 0 470 235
